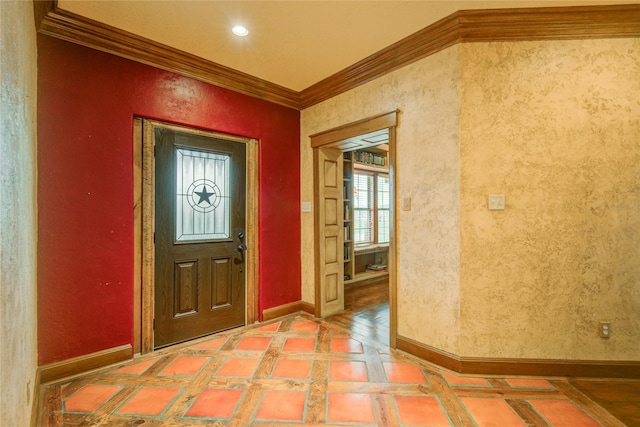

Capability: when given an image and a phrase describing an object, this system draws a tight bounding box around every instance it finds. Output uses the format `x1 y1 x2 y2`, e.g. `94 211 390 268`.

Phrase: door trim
309 110 398 348
134 118 259 354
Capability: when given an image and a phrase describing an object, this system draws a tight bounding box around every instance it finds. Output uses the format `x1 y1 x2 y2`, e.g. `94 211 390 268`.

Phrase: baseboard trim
397 335 462 372
39 344 132 384
262 300 315 322
30 367 41 427
396 335 640 379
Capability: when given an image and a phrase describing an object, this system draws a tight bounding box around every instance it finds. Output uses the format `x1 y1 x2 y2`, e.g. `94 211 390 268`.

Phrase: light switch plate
301 201 312 213
402 197 412 211
488 194 505 210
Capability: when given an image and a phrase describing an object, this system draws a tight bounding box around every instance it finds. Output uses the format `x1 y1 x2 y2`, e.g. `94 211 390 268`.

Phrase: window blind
353 173 373 244
377 175 390 244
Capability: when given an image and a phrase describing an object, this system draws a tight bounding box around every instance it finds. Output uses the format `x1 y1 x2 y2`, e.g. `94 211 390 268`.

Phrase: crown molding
457 4 640 42
299 4 640 108
33 1 301 109
34 1 639 111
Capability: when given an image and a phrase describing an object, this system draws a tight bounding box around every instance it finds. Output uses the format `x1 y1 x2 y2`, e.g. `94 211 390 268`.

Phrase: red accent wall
37 35 301 365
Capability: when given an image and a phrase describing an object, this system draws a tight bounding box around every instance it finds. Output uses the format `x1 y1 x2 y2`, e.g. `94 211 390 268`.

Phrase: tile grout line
551 380 627 427
82 384 141 424
505 398 551 427
305 358 329 424
39 312 629 426
428 371 477 427
162 355 225 419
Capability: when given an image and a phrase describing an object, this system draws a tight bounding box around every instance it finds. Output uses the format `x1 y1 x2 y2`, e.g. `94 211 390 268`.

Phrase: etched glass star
194 185 214 205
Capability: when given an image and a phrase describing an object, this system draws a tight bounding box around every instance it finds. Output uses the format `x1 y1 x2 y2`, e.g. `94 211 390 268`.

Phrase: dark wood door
154 128 246 348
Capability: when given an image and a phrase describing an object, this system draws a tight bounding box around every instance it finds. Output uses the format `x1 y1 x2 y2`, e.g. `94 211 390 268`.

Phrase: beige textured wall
301 37 640 362
459 39 640 360
0 1 39 424
301 46 462 354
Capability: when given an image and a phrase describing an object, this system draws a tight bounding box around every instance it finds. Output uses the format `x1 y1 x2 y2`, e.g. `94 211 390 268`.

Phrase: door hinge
153 232 155 244
153 319 155 330
153 145 156 157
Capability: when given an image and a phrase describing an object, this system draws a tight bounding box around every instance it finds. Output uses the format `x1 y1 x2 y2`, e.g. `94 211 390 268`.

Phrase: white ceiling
57 1 636 91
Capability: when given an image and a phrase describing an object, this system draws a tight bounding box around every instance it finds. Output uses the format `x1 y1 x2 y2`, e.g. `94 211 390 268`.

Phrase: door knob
237 244 246 253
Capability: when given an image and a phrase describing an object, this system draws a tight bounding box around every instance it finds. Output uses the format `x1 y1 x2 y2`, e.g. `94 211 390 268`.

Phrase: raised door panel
174 260 198 316
316 148 344 317
211 257 232 309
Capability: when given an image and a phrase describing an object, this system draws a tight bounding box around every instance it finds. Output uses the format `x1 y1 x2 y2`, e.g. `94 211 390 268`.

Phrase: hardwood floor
571 379 640 426
327 277 389 345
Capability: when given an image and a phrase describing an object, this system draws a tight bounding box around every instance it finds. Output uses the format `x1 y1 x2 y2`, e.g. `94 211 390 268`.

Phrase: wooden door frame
133 118 259 354
309 110 398 348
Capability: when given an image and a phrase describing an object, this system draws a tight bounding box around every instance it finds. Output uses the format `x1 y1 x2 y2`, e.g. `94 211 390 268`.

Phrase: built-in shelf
354 244 389 255
353 162 388 173
343 149 389 286
343 152 354 282
345 270 389 285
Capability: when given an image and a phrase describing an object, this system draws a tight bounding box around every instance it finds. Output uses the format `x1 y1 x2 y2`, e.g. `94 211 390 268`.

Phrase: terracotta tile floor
39 314 630 426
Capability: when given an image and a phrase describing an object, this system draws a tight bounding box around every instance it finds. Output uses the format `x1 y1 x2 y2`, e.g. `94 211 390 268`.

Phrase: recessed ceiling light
232 25 249 37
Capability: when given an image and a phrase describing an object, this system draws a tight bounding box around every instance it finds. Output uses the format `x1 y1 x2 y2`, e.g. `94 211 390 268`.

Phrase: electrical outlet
488 194 506 210
599 322 611 338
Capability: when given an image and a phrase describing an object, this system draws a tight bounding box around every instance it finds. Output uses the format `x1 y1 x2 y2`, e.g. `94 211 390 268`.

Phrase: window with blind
353 173 373 244
377 174 390 244
353 171 389 245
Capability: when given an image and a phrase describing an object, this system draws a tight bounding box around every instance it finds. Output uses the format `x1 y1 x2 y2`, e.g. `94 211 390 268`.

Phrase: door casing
310 110 398 348
133 118 259 354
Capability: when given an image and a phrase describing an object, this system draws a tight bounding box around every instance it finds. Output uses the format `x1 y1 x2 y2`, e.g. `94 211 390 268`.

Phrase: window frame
353 168 389 247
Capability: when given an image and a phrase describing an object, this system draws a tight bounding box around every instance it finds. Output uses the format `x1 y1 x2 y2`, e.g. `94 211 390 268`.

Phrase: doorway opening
310 111 398 347
133 118 260 354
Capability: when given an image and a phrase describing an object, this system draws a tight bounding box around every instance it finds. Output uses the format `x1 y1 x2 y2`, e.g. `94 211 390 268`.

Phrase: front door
154 128 246 348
